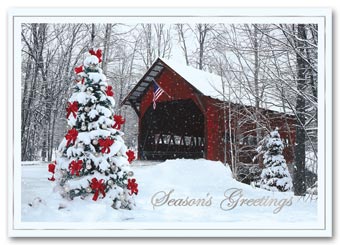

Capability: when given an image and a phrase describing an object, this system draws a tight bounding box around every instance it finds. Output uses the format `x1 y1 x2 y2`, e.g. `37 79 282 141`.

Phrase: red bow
89 49 102 63
98 137 114 154
90 178 106 201
68 160 83 176
74 65 83 74
74 66 85 84
112 115 125 130
48 161 56 181
66 101 78 119
126 150 135 163
127 178 138 196
105 85 114 97
65 128 78 147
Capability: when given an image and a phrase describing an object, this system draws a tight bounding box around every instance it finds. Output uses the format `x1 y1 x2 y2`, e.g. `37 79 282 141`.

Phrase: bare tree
20 21 318 183
102 24 112 74
294 24 308 195
175 24 190 65
137 24 172 69
154 24 172 58
21 23 89 161
190 24 214 70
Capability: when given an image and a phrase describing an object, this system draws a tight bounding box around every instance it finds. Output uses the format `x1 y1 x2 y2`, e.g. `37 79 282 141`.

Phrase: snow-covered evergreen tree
259 129 292 192
48 49 138 209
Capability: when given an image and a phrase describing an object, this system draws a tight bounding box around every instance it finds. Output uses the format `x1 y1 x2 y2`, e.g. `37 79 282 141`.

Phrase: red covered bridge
122 58 296 165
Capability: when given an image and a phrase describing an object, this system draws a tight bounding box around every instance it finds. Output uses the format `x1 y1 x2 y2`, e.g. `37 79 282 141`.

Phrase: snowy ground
21 159 317 224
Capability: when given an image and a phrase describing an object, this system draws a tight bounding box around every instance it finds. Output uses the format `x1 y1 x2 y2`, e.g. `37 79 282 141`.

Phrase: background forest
21 23 318 190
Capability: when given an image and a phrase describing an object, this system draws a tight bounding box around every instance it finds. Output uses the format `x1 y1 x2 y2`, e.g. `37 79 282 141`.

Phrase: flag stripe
154 91 163 101
154 89 163 98
152 81 165 109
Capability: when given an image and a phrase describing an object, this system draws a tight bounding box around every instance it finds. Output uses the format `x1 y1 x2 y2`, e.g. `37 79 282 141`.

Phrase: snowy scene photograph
9 9 332 237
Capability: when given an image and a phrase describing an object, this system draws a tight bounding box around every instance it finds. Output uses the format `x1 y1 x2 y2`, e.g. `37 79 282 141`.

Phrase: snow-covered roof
159 58 254 105
122 57 287 113
160 58 226 99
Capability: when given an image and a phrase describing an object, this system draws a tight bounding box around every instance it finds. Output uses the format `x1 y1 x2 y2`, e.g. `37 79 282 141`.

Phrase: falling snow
22 159 317 225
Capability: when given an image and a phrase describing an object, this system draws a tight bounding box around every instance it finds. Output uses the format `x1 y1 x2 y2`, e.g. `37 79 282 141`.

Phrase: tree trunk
146 24 153 68
294 24 307 196
21 56 33 160
91 23 95 48
176 24 190 65
102 24 112 74
197 24 208 70
253 24 261 143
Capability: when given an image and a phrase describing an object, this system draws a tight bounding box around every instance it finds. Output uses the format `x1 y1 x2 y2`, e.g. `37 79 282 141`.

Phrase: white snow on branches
96 105 112 117
84 56 99 67
88 72 106 84
88 109 99 120
69 91 97 107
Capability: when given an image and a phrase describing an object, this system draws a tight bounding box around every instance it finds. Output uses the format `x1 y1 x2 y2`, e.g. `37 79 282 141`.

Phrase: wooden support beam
194 93 206 114
180 135 186 146
129 100 141 118
169 134 176 146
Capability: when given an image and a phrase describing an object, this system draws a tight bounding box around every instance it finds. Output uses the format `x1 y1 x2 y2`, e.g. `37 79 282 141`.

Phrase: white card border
8 7 332 237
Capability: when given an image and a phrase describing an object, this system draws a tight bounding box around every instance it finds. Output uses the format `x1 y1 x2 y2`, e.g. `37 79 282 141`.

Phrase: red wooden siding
126 59 296 165
140 69 202 118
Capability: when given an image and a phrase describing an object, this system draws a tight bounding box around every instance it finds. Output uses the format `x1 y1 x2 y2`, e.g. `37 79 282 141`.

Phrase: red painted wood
137 65 296 165
140 69 202 118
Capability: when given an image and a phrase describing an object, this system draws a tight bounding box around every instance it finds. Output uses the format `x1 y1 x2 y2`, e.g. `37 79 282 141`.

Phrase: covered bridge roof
122 57 287 113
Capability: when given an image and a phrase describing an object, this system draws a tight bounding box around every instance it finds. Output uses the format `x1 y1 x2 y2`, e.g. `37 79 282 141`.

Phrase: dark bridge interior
139 99 205 160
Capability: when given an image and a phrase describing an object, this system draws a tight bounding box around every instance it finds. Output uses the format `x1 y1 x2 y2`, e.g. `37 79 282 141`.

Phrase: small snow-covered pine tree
48 49 138 210
260 129 292 192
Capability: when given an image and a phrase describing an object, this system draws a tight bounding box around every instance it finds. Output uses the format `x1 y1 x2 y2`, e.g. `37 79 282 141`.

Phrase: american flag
153 80 164 109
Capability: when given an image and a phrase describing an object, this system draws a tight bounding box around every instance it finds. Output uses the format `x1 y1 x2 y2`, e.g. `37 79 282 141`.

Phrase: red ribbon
74 65 83 74
48 161 56 181
105 85 114 97
66 101 78 119
68 160 83 176
127 178 138 196
112 115 125 130
74 66 84 84
126 150 135 163
89 49 102 63
90 178 106 201
65 128 78 147
98 137 114 154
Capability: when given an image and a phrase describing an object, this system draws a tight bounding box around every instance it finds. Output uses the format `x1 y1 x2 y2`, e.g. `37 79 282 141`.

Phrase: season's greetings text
151 188 294 214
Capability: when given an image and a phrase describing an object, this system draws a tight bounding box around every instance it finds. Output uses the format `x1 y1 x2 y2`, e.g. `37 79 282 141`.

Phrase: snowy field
21 159 317 223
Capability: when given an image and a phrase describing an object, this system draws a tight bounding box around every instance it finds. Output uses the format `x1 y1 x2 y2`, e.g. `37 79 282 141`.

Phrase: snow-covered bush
236 164 261 184
259 129 293 192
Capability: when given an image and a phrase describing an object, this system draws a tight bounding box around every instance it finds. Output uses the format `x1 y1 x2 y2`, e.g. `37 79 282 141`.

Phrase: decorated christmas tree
259 129 293 192
48 49 138 209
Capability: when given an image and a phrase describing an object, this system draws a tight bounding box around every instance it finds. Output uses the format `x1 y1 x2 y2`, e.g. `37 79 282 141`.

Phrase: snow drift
22 159 317 223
